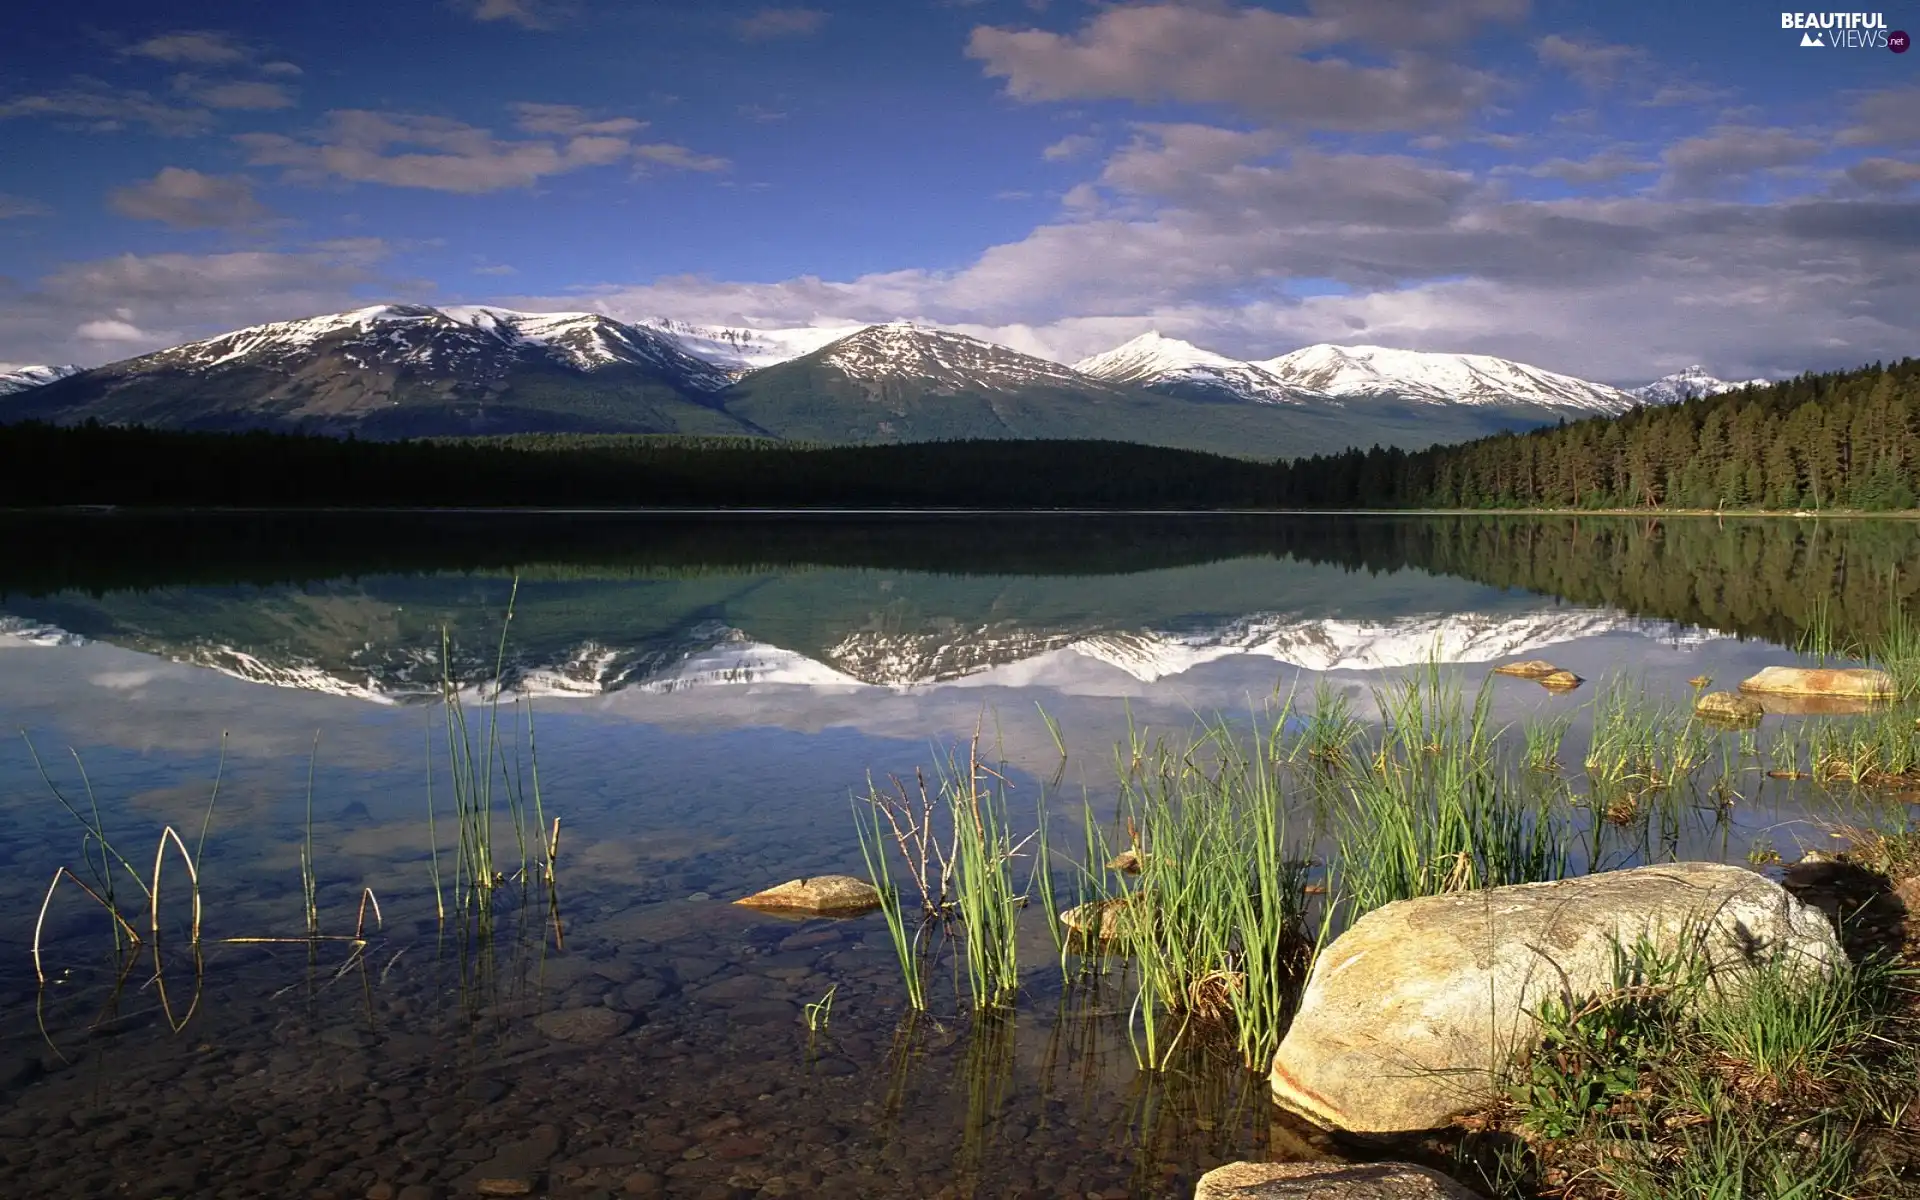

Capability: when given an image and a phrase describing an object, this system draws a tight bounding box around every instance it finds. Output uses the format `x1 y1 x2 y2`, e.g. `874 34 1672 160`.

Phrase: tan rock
1195 1162 1483 1199
1106 848 1146 874
1694 691 1764 724
1738 666 1895 698
1061 895 1140 940
1536 670 1583 690
733 875 881 917
1491 660 1561 679
1269 863 1842 1133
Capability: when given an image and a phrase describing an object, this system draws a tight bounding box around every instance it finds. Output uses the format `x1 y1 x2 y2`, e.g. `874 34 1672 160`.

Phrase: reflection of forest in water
4 511 1916 647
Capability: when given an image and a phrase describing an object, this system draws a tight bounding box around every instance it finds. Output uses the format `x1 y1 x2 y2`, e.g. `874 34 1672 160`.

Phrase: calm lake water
0 511 1915 1200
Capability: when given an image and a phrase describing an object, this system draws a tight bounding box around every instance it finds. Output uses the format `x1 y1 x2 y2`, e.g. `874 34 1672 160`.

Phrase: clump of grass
1501 936 1915 1200
1296 681 1363 767
1523 709 1575 774
1808 710 1920 787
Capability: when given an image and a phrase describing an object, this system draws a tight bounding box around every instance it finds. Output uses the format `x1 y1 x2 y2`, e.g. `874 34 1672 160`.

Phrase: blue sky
1 0 1915 383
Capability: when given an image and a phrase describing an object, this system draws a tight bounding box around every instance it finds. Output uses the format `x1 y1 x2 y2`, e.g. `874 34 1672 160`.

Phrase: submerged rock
1195 1162 1483 1199
1536 670 1583 690
533 1006 634 1044
733 875 882 917
1738 666 1895 698
1695 690 1765 724
1491 660 1562 679
1268 862 1842 1133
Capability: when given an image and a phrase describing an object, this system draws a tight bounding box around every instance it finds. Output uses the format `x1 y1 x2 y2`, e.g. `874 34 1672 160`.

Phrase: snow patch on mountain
0 364 82 395
639 317 865 374
1256 344 1636 412
1628 366 1769 406
1072 332 1315 405
0 616 88 647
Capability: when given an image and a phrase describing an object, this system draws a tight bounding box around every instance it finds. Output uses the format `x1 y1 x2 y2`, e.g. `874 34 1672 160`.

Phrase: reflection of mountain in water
2 576 1716 702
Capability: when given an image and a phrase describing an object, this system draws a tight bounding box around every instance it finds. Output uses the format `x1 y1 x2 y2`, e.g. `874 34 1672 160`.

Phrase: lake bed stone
533 1007 634 1044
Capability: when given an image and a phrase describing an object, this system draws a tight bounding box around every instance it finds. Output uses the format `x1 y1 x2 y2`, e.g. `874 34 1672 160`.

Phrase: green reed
1334 665 1568 921
1296 680 1363 767
1104 706 1315 1070
948 743 1026 1010
1523 708 1575 773
855 796 926 1011
1866 589 1920 701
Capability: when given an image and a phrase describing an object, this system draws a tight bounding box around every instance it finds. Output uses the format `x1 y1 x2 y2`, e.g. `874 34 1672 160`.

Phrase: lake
0 511 1915 1200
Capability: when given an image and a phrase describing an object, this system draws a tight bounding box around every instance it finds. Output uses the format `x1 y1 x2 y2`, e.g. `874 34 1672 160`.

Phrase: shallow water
0 512 1914 1199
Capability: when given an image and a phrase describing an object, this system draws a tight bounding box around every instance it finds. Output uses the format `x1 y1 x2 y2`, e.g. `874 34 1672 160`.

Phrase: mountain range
0 307 1772 459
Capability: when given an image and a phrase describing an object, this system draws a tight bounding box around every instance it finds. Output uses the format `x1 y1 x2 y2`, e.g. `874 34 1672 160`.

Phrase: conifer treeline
1271 359 1920 510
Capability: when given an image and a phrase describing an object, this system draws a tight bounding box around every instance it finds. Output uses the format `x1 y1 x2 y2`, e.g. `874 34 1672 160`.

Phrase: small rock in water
533 1006 634 1043
1491 659 1563 679
733 875 881 917
686 891 711 902
1695 691 1764 724
475 1181 534 1197
1060 895 1139 941
1536 670 1583 690
1195 1161 1481 1198
1104 848 1145 875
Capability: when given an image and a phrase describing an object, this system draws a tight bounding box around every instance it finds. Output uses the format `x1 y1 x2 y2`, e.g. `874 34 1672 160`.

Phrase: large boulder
733 875 881 917
1195 1162 1483 1199
1738 666 1895 698
1269 863 1843 1133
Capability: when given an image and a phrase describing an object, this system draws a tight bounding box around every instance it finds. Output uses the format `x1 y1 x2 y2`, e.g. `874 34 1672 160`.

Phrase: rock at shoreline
1268 863 1843 1133
1195 1161 1484 1199
1695 691 1765 724
733 875 882 917
1738 666 1895 698
1536 670 1583 690
1491 660 1562 679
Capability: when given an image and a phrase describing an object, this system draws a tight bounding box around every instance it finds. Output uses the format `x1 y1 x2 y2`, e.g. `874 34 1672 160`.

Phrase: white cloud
0 193 50 218
125 31 249 65
109 167 270 228
238 107 723 193
76 318 173 343
0 82 211 136
1041 134 1096 162
967 2 1522 132
735 8 829 40
172 76 297 111
1534 35 1643 88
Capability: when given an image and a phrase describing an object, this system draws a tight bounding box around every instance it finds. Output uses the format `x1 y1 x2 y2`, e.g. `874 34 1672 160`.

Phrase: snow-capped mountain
132 303 733 392
1072 333 1317 405
1256 344 1636 413
638 317 865 375
1628 366 1768 406
807 322 1126 393
0 364 80 396
1073 333 1641 414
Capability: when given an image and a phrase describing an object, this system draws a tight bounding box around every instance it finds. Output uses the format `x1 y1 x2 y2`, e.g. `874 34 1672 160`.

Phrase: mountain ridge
0 305 1772 458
